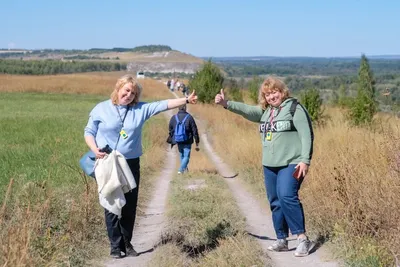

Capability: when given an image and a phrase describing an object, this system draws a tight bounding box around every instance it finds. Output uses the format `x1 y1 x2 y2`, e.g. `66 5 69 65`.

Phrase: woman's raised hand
187 90 198 104
215 89 228 108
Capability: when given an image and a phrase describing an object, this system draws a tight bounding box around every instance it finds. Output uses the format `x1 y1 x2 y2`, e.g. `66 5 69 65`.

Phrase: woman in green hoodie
215 76 314 257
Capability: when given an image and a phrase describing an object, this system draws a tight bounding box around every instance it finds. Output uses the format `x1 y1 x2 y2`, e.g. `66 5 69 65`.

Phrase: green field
0 93 108 195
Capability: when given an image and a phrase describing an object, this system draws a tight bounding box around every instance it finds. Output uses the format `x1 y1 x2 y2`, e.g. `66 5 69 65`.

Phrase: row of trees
0 59 126 75
215 57 400 76
190 55 378 125
131 45 172 53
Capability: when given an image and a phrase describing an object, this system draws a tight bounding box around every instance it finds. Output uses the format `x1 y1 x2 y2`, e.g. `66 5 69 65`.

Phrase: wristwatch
186 97 189 104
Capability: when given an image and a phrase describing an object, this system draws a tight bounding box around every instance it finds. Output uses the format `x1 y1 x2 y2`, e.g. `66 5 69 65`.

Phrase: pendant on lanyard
120 129 128 139
265 131 272 141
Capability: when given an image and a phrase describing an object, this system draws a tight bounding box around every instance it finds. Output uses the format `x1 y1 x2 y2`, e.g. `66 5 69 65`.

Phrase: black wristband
186 97 189 104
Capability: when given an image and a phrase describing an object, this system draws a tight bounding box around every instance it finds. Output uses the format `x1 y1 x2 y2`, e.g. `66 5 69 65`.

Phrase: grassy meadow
0 73 171 266
1 72 399 267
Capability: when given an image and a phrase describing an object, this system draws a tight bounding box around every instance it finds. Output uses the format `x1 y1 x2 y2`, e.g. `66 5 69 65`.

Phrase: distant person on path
170 78 175 92
215 76 314 257
84 74 197 259
179 83 188 97
175 78 181 91
166 79 171 89
167 104 200 174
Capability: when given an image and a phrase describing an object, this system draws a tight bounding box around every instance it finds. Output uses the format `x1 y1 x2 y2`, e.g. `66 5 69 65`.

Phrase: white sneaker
267 239 289 252
294 237 314 257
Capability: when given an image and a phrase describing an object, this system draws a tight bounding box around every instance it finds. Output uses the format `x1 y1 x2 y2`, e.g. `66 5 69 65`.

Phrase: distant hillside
0 45 203 64
0 46 205 75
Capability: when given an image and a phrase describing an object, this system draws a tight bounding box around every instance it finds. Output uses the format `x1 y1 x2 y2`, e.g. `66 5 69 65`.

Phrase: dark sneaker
110 248 122 259
267 239 289 252
125 243 138 257
294 237 314 257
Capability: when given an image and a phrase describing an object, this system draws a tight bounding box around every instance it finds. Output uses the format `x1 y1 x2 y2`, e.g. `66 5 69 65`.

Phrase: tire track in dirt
104 110 176 267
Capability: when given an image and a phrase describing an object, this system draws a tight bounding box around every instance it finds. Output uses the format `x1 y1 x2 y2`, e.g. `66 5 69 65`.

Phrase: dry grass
0 178 105 266
150 234 266 267
0 73 172 100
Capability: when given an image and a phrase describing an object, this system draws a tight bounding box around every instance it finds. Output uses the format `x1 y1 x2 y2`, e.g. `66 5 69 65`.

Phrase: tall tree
349 55 377 125
188 59 224 103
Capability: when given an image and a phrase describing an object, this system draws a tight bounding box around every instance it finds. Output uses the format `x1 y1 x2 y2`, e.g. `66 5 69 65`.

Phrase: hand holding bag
79 106 129 178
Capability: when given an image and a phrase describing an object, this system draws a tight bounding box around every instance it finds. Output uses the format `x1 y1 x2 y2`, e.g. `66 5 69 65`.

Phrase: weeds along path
169 89 338 267
104 110 176 267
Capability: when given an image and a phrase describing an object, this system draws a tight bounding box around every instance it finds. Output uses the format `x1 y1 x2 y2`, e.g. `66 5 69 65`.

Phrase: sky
1 0 400 57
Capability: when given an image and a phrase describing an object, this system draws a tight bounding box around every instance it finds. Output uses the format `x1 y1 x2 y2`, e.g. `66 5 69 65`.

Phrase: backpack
289 98 298 117
174 114 190 143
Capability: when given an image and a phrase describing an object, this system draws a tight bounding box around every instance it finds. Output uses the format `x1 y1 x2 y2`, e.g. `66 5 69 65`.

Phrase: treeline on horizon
0 59 126 75
214 57 400 76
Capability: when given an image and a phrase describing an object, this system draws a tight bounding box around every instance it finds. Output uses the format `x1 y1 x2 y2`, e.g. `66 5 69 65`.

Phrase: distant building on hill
136 71 145 79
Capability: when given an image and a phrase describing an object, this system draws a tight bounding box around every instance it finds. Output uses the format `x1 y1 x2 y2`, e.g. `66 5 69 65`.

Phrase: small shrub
248 76 263 104
300 88 324 123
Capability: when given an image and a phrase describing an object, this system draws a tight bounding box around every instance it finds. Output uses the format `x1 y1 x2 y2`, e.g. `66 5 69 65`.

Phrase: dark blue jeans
177 143 192 172
105 158 140 251
263 164 305 239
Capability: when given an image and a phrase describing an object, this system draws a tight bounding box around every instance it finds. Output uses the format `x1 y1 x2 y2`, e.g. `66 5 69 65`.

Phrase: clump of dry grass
0 177 105 266
150 234 266 267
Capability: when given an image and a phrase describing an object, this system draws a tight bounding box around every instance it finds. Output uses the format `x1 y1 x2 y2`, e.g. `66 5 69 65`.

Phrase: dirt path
104 110 176 267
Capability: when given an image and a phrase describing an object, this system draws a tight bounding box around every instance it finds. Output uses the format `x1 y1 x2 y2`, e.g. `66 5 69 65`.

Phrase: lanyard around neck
114 106 129 150
116 106 129 127
262 106 281 139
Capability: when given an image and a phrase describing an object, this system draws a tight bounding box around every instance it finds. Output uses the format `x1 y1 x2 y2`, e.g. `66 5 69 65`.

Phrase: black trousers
104 158 140 250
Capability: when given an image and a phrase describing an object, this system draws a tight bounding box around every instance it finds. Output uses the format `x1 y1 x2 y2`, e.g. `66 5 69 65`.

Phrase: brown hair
258 76 290 109
110 74 142 106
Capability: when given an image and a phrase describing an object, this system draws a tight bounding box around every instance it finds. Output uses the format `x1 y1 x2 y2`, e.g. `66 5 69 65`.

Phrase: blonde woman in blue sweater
84 74 197 258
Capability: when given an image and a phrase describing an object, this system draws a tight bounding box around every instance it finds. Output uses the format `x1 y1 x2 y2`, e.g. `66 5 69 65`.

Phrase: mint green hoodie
227 98 313 167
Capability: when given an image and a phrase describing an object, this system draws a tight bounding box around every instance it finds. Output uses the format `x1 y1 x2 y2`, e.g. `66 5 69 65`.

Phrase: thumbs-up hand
187 90 198 104
215 88 228 108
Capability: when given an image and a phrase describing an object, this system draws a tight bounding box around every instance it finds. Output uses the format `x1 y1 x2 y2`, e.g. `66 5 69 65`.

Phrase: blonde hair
110 74 142 106
258 76 290 109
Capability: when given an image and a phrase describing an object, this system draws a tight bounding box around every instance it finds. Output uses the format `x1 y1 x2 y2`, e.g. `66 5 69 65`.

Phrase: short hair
110 74 142 106
179 104 187 111
258 76 290 110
